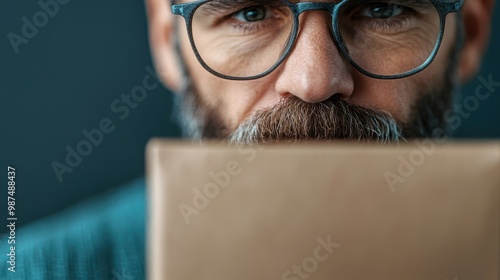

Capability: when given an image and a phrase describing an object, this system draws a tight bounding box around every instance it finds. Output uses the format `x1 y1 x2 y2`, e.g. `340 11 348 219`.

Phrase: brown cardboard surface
147 141 500 280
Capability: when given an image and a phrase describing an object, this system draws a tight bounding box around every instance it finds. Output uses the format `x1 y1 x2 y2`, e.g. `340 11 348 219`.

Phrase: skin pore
145 0 494 143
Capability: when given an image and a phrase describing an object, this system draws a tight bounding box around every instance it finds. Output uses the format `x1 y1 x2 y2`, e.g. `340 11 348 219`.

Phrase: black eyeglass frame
171 0 464 81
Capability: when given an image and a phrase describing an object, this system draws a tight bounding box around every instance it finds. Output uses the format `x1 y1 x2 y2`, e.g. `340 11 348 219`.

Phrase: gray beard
228 96 402 144
175 58 459 145
172 19 462 144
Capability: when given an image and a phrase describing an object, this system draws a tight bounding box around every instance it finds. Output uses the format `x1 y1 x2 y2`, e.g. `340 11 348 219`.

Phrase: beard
228 96 402 144
175 66 458 145
175 62 459 145
173 23 461 144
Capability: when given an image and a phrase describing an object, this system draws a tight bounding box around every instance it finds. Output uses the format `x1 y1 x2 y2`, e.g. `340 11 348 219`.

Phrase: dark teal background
1 1 499 227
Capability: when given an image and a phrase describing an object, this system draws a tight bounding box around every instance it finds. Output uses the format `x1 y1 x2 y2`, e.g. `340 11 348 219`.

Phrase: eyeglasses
171 0 464 80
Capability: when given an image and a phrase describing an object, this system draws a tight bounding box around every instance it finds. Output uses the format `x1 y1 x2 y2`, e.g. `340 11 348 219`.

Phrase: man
147 0 494 143
2 0 495 279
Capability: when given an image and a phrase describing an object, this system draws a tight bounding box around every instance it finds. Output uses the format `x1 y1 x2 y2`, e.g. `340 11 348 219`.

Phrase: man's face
146 0 493 143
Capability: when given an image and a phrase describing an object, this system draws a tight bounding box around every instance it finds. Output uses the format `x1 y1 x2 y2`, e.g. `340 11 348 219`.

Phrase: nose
274 11 354 103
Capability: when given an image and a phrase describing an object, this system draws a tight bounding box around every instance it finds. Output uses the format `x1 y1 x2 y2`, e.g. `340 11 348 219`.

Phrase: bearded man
5 0 495 279
148 0 493 144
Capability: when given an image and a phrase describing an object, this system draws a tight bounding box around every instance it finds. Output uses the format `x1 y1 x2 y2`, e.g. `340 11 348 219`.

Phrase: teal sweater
0 178 146 280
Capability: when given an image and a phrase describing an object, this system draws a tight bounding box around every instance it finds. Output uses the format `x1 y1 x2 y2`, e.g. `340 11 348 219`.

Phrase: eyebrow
200 0 285 16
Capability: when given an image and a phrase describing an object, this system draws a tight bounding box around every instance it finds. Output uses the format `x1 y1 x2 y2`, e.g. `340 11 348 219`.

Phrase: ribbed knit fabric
0 177 146 280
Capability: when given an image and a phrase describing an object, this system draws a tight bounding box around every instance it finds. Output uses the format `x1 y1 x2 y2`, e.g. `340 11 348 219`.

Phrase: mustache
228 96 403 144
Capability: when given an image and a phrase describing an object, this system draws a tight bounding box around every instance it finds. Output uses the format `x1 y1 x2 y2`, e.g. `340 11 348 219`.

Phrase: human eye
360 2 406 19
233 5 269 23
228 3 289 34
345 0 433 33
197 1 289 34
359 2 412 32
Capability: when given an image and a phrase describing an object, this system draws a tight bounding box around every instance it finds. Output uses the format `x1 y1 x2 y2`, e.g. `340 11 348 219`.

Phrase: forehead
174 0 346 4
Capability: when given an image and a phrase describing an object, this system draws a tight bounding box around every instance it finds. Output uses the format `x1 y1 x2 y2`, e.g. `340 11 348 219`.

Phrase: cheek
348 74 419 124
348 67 447 125
179 28 227 109
180 37 269 129
347 15 457 124
179 27 281 130
418 13 456 76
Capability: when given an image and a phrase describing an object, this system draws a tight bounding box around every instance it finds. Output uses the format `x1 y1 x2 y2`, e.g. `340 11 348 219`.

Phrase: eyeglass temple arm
171 0 198 18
